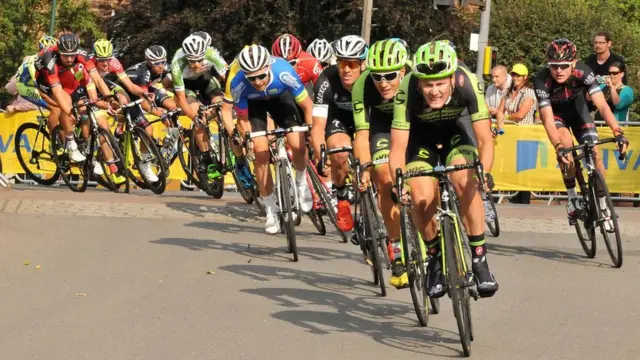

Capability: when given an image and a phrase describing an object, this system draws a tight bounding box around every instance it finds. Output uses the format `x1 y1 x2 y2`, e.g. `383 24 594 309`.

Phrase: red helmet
547 38 577 63
271 34 302 61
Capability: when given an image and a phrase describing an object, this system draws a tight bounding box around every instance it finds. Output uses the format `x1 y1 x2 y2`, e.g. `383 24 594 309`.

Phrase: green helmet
412 40 458 79
93 39 113 59
366 39 408 72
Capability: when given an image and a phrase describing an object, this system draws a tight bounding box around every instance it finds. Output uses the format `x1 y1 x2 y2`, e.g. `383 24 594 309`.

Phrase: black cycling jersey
313 65 356 138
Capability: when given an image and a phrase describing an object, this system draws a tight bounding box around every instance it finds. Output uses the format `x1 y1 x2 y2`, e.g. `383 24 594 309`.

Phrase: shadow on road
488 242 608 267
165 201 261 222
220 264 462 356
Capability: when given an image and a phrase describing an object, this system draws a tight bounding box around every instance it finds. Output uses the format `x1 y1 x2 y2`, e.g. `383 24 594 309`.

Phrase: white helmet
307 39 333 64
238 45 271 72
182 34 207 60
192 31 212 48
334 35 368 60
145 45 167 61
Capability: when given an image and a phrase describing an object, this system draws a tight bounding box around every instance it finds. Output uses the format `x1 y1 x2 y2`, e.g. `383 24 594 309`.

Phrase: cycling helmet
192 31 212 48
38 35 57 50
93 39 113 59
271 34 302 61
547 38 577 63
334 35 368 60
412 40 458 80
145 45 167 61
307 38 333 64
182 34 207 61
57 33 80 55
238 45 271 72
366 39 408 72
389 38 410 54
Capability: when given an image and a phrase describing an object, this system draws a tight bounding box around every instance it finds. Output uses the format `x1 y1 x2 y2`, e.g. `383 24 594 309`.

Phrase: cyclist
35 33 126 184
170 34 229 184
307 38 337 68
272 34 323 93
13 35 59 131
231 45 314 234
352 39 408 288
534 38 628 229
311 35 368 233
389 41 498 296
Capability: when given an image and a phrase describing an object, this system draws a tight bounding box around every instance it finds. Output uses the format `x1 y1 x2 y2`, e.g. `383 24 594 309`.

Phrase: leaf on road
76 293 87 297
206 270 215 275
23 260 31 266
36 264 41 270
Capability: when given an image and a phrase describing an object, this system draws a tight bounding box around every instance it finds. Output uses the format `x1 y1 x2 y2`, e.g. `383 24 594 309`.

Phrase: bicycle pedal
469 288 480 301
350 236 360 246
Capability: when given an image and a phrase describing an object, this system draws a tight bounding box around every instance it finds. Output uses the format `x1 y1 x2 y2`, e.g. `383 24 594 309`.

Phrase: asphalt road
0 185 639 360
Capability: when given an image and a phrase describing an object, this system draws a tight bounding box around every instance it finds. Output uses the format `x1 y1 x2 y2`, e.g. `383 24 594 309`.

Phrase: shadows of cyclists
487 242 607 267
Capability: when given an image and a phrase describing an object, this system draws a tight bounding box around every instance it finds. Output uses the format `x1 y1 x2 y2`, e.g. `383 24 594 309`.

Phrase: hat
511 63 528 76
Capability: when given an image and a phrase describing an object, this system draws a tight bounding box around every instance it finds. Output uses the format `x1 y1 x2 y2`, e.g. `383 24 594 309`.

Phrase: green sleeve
205 47 228 77
458 67 490 122
353 70 369 131
170 55 186 91
391 75 411 131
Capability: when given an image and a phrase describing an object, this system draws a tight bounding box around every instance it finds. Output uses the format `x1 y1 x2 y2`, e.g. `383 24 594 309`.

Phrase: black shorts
38 85 89 105
369 120 392 167
325 117 355 139
405 123 478 175
248 91 302 132
184 72 223 103
552 92 599 145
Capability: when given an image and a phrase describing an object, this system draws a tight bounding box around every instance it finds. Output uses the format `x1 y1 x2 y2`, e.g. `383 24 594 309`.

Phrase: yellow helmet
93 39 113 59
38 35 57 50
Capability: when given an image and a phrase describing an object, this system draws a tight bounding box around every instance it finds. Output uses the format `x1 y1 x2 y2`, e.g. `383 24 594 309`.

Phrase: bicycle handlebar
559 137 626 161
318 144 353 174
245 125 309 141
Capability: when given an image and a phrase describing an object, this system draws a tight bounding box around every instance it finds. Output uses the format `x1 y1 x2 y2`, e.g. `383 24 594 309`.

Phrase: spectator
485 65 512 121
3 77 39 113
585 31 627 84
496 63 537 127
595 61 634 122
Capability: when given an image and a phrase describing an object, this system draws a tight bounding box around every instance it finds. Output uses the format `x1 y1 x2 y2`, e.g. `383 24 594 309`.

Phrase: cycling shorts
325 117 355 140
369 120 392 168
552 91 599 145
184 72 223 102
405 126 478 175
248 91 302 133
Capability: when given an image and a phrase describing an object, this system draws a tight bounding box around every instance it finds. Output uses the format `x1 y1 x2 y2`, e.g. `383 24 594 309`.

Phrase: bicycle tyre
443 216 472 357
95 128 125 193
575 170 596 258
51 125 91 193
279 163 298 262
400 204 429 326
120 131 145 191
308 209 326 235
131 127 167 194
189 136 224 198
14 122 60 185
363 191 386 297
177 135 201 188
590 169 623 268
486 193 500 237
307 163 348 242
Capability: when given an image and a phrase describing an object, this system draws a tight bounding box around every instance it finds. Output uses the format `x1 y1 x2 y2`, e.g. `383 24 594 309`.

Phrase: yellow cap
511 63 528 76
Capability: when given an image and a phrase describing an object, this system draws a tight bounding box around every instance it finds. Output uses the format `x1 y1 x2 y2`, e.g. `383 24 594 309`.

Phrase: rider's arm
389 76 411 184
533 71 562 147
352 73 371 165
170 60 198 120
311 71 332 161
578 63 622 134
87 69 111 97
459 68 494 172
206 47 228 83
221 62 241 135
119 74 146 98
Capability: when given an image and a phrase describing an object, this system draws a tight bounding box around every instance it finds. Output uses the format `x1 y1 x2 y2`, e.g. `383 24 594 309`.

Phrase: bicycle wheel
443 216 472 357
177 135 201 188
232 170 255 204
130 127 167 194
93 127 128 193
362 191 386 296
279 162 298 262
307 163 348 243
590 169 623 268
308 209 326 235
400 204 429 326
14 122 60 185
575 171 596 258
189 136 224 198
486 193 500 237
50 125 92 192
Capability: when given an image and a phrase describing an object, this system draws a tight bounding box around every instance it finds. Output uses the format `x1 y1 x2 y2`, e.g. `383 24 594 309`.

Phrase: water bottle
162 128 178 159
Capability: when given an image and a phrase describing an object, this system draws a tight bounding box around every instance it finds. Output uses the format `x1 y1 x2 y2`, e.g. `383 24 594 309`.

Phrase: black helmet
58 33 80 55
547 38 577 63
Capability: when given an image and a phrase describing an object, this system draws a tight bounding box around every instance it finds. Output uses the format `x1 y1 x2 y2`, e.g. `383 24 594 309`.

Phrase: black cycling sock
336 185 348 200
236 156 246 166
563 176 576 190
469 234 487 264
425 233 440 257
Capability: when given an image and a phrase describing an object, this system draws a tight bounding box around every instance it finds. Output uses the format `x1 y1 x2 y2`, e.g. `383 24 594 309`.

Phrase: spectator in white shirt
485 65 512 120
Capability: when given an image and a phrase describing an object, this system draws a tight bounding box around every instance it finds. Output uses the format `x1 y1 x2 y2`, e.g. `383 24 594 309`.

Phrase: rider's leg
556 118 581 216
326 123 353 231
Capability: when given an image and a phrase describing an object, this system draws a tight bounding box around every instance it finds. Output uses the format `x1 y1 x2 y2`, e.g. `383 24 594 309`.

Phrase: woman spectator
596 61 634 122
496 63 537 129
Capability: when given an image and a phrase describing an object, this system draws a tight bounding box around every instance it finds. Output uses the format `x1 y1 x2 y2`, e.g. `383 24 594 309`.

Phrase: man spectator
485 65 512 121
3 77 39 113
585 31 627 84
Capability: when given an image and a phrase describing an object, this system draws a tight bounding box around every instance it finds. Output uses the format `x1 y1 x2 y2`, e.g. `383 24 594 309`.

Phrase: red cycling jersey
35 44 96 94
294 51 323 85
90 56 126 79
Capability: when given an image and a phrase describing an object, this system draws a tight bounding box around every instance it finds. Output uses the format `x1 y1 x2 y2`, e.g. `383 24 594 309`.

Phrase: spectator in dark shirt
584 31 627 84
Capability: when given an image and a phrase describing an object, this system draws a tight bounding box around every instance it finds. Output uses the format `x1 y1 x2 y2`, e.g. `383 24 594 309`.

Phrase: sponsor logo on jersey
231 82 246 103
268 88 279 94
395 89 406 104
584 72 596 85
535 89 549 99
353 100 364 114
316 81 329 102
279 71 301 90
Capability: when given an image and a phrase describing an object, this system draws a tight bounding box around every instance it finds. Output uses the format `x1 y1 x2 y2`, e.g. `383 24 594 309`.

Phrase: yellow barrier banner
0 110 237 186
493 124 640 193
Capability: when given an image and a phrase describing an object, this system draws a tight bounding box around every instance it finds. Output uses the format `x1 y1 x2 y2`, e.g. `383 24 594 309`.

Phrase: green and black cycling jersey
352 69 399 164
392 66 490 171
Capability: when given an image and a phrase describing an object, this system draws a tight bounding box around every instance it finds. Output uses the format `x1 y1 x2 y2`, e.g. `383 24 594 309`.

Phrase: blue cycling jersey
230 57 308 116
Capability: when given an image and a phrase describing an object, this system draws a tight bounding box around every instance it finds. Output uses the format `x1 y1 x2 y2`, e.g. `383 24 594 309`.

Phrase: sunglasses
149 60 167 66
414 61 449 76
247 72 269 82
187 59 204 65
337 60 361 70
370 71 400 83
96 58 112 62
548 63 571 71
609 71 621 75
